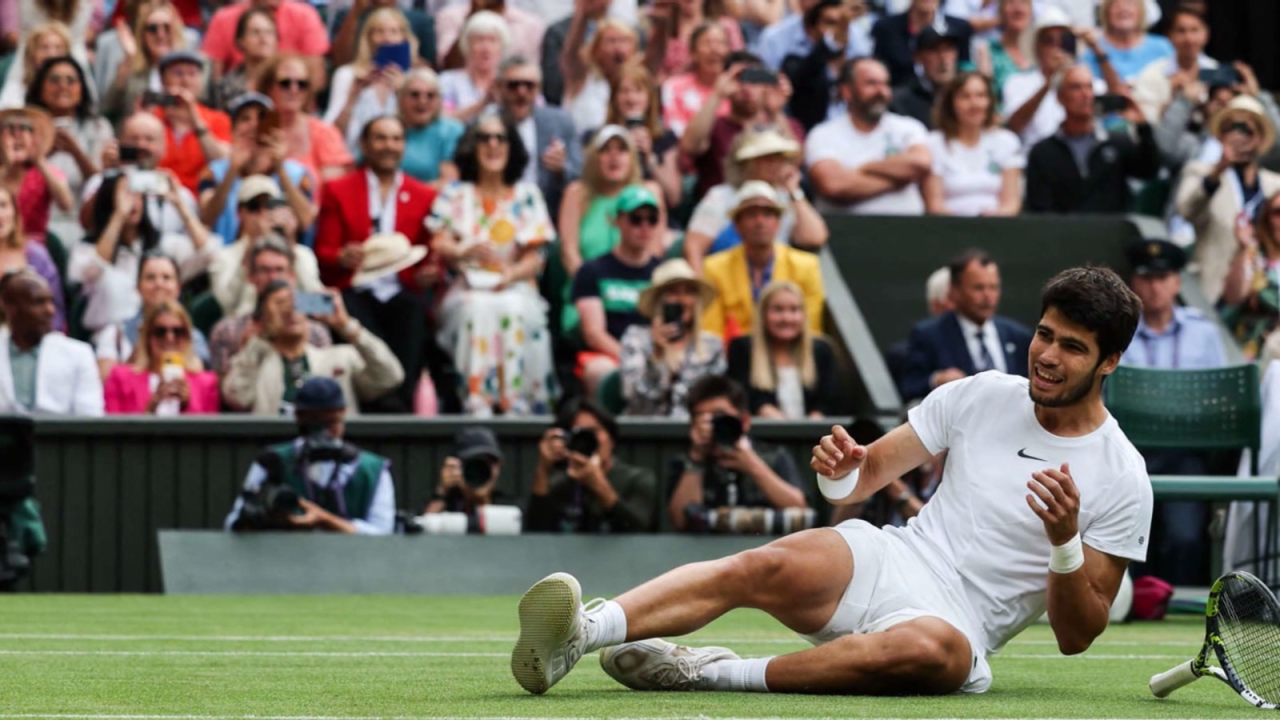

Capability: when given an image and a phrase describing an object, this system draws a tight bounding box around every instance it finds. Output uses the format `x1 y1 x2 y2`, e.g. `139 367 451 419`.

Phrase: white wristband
1049 533 1084 574
817 466 860 501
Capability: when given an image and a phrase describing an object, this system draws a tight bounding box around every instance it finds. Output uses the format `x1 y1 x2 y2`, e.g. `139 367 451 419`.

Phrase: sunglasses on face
151 325 189 340
145 22 170 34
624 210 659 226
504 79 537 92
276 77 310 91
1226 121 1258 138
476 131 508 145
241 198 276 212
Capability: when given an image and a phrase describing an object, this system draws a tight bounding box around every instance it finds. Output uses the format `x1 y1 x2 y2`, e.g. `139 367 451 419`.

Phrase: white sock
583 600 628 652
704 656 773 692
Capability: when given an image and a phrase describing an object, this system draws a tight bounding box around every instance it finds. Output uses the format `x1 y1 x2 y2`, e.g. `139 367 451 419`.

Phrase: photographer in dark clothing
425 427 509 516
524 397 657 534
224 377 396 535
666 376 810 533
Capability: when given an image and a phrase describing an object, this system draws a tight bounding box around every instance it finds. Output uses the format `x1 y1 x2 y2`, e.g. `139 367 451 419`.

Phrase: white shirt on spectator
1002 70 1106 148
517 115 538 187
568 73 611 137
925 128 1024 216
804 111 929 215
438 69 486 115
956 312 1008 373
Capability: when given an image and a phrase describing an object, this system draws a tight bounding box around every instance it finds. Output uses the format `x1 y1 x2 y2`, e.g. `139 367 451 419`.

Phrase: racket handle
1150 660 1199 698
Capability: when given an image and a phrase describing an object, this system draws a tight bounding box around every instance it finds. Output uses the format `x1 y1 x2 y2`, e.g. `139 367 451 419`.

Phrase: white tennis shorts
798 519 993 694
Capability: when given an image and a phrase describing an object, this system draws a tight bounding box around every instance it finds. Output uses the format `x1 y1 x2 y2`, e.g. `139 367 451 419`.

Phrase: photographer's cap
294 377 346 412
455 426 502 461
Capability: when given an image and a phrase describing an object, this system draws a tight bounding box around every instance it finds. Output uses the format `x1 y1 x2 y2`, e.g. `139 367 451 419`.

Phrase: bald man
79 112 203 240
0 272 103 416
1025 65 1159 214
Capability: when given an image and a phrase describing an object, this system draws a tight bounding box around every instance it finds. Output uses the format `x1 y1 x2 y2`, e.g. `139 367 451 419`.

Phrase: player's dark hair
1039 266 1142 362
555 396 619 443
685 375 749 416
948 248 995 286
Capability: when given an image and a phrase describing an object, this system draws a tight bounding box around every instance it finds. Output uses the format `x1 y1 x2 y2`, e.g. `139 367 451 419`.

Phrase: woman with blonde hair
619 258 724 418
560 125 667 279
726 280 839 418
257 53 354 183
325 7 420 148
439 11 509 124
607 60 681 210
1082 0 1173 82
102 1 210 121
561 17 645 135
103 300 220 414
0 21 74 108
0 186 65 330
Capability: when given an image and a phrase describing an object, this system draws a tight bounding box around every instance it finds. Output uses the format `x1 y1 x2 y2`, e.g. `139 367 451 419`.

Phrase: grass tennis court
0 595 1259 719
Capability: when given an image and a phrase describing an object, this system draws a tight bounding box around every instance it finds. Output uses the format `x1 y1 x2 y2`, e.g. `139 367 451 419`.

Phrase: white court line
0 649 1184 660
0 716 1237 720
0 633 1195 647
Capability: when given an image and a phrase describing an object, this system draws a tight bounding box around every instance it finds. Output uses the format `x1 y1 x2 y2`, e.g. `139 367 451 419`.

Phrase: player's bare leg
762 618 972 695
513 528 852 694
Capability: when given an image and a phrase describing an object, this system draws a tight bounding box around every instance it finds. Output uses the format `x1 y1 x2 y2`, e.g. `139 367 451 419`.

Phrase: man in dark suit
897 249 1032 402
496 56 583 224
313 115 452 413
871 0 972 88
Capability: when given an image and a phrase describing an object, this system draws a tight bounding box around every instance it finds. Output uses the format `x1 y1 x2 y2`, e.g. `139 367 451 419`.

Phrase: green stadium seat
665 232 685 261
597 369 624 415
186 292 223 337
1104 364 1261 471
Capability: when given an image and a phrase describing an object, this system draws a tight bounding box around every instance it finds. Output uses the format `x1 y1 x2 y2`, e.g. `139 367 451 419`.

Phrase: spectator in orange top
256 54 355 185
202 0 330 93
150 51 231 195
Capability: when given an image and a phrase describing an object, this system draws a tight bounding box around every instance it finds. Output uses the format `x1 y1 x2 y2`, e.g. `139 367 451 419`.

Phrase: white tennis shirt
896 371 1153 654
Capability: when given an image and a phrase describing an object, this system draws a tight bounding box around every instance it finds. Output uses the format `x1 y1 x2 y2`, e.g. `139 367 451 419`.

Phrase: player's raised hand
811 425 866 479
1026 462 1081 545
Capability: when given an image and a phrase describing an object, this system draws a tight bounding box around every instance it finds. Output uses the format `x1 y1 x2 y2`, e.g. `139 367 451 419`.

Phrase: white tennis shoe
599 638 740 691
511 572 603 694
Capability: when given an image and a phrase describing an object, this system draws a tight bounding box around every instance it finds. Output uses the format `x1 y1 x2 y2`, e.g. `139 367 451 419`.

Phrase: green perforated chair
1104 364 1262 472
597 369 624 415
186 292 223 337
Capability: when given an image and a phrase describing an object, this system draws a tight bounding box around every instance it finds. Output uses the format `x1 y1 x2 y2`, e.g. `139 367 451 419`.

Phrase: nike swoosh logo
1017 448 1047 461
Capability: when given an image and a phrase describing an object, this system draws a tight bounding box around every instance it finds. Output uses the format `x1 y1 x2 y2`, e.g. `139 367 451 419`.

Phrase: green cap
616 185 659 214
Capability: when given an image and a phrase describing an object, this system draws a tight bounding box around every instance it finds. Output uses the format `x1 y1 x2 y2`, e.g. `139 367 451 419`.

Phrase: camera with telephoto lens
234 431 355 530
462 456 494 487
0 416 37 590
711 413 744 449
682 505 816 536
566 426 599 457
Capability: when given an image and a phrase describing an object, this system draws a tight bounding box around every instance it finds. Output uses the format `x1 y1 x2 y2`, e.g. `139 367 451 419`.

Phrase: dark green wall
824 215 1144 352
25 417 839 593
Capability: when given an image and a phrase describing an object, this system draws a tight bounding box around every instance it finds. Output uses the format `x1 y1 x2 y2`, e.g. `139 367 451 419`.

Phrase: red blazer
103 366 221 415
314 169 437 289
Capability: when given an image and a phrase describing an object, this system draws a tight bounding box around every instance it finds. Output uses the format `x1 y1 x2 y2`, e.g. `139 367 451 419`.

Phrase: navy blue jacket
897 311 1032 402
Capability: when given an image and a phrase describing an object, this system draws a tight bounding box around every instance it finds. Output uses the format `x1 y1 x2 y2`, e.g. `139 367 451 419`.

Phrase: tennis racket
1149 570 1280 708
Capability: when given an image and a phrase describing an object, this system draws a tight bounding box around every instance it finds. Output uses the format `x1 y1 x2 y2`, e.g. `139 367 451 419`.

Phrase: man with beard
509 266 1152 700
805 57 931 215
314 116 445 413
889 26 960 129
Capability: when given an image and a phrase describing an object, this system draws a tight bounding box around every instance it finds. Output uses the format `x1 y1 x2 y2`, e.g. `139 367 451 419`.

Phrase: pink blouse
104 366 222 415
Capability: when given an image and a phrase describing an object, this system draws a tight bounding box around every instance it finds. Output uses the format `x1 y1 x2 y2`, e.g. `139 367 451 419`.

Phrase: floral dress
428 180 558 416
1221 250 1280 360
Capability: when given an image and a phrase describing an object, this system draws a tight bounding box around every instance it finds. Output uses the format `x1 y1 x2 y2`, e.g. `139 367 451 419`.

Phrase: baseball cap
455 426 503 461
238 175 284 205
590 124 635 151
227 92 274 117
616 184 659 214
158 49 204 73
294 377 346 412
914 26 960 53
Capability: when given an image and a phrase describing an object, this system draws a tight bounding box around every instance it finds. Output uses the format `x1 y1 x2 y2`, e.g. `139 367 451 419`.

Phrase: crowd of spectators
0 0 1277 551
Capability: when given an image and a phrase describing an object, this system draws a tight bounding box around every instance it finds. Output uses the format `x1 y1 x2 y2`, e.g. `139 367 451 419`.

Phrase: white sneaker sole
511 572 582 695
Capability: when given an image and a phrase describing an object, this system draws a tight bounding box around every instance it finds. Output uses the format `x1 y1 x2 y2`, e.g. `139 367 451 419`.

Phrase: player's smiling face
1028 306 1118 408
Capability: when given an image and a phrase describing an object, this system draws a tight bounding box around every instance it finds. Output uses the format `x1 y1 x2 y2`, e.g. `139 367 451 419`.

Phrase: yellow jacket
701 243 824 339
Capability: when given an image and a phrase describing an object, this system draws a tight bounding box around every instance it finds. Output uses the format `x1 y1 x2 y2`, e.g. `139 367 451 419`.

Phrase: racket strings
1217 577 1280 702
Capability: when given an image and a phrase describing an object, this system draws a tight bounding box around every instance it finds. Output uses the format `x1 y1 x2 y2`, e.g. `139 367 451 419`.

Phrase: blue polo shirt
1120 306 1228 370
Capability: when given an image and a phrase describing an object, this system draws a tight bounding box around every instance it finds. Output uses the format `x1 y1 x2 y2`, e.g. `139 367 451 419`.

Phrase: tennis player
511 266 1154 696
